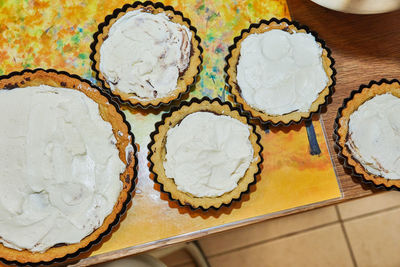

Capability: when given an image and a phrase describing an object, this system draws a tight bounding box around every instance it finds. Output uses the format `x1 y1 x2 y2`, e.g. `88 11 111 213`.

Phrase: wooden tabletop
287 0 400 199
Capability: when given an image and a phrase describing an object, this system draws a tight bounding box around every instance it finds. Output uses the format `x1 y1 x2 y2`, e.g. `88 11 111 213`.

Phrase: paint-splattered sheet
0 0 342 259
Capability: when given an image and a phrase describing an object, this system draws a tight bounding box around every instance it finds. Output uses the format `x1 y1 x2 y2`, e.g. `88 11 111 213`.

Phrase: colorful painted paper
0 0 342 260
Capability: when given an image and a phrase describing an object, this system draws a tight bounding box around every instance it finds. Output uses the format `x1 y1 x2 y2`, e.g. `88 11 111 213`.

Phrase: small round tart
0 69 137 265
334 79 400 190
148 97 263 210
91 1 202 108
225 18 335 126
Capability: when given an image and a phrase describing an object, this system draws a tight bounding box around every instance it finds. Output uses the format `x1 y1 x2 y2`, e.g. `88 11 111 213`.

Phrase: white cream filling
237 29 329 115
347 93 400 179
99 9 192 99
0 85 125 252
163 112 254 197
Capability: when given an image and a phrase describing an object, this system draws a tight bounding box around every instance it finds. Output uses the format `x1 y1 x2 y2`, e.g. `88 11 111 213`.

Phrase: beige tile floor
159 191 400 267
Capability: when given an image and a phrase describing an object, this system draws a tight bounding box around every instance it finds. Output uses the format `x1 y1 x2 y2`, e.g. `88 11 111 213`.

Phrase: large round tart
0 69 137 265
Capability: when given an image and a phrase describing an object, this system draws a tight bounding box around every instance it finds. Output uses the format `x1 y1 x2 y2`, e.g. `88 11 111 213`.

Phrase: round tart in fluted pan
90 1 202 108
334 79 400 190
148 97 263 211
225 18 335 126
0 69 137 265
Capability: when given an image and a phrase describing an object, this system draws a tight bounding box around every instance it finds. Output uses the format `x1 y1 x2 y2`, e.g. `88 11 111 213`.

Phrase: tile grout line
206 220 339 259
335 205 358 267
194 240 211 267
342 204 400 223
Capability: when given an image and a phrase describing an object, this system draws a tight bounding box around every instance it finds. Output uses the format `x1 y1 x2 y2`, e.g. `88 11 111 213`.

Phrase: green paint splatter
56 39 63 51
248 3 254 13
206 33 215 42
78 53 87 59
71 34 80 44
208 12 219 21
215 46 223 53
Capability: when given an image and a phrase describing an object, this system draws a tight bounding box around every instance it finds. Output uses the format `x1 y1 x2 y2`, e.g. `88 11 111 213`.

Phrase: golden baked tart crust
0 69 137 265
90 1 203 109
334 79 400 190
225 18 336 126
147 97 263 210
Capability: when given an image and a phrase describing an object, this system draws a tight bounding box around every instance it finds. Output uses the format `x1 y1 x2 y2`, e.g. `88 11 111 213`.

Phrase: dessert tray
0 0 342 264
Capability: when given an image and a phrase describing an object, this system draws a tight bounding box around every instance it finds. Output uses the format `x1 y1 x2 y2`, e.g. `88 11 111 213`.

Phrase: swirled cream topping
237 29 329 115
347 93 400 179
0 85 125 252
99 9 192 99
163 112 254 197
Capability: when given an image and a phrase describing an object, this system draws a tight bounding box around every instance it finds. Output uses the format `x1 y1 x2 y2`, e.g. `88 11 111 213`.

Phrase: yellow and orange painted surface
0 0 341 259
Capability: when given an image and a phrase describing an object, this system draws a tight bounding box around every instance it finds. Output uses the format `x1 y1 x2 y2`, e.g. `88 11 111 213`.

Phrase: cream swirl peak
237 29 329 115
99 9 192 99
163 112 254 197
347 93 400 179
0 85 125 252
